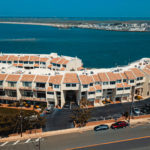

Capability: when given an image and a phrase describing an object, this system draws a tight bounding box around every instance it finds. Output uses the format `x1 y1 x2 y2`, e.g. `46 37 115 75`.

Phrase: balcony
96 92 102 97
0 96 17 101
4 87 17 90
21 96 34 101
19 87 32 90
33 87 46 92
87 94 95 99
21 96 46 102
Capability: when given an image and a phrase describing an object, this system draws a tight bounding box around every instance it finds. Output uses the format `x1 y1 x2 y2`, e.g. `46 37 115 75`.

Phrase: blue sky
0 0 150 17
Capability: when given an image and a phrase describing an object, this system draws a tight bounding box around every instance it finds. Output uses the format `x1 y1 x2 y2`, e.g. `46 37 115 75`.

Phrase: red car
111 121 129 129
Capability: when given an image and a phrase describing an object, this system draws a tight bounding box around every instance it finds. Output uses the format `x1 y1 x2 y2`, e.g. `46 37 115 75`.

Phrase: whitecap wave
0 38 37 42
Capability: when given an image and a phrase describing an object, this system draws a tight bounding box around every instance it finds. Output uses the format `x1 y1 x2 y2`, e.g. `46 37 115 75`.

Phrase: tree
123 111 129 120
0 108 45 137
71 98 92 127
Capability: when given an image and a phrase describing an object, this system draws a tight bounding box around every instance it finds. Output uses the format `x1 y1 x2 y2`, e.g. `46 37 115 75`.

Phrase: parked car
94 124 109 131
63 103 70 109
111 121 129 129
133 107 140 115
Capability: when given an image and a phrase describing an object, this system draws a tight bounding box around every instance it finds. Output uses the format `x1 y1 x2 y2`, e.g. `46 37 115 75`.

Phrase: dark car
63 103 70 109
111 121 129 129
94 124 109 131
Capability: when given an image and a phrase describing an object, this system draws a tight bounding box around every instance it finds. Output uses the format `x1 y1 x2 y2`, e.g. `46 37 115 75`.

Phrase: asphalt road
43 98 150 132
1 123 150 150
72 136 150 150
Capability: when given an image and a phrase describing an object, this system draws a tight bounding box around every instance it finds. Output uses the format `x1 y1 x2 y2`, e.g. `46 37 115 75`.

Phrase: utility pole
20 100 23 137
38 138 41 150
128 86 135 126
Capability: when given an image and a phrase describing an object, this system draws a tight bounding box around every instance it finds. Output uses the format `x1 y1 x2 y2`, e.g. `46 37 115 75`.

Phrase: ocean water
0 23 150 68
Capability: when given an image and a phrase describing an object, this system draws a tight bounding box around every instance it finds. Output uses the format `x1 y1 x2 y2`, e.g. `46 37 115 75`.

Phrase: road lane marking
13 140 20 145
35 137 41 142
66 135 150 150
0 142 8 146
25 139 31 143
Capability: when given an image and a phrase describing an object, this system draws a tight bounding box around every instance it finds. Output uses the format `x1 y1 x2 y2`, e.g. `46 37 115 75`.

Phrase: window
72 84 76 87
96 90 101 93
47 92 54 95
107 89 112 91
0 90 5 96
116 80 121 83
2 61 6 63
49 83 53 86
36 83 45 88
54 84 59 88
53 63 56 66
40 62 46 65
23 82 32 87
24 61 28 64
125 87 130 90
136 83 141 86
8 61 12 64
35 61 39 64
83 84 88 88
0 81 3 86
123 79 127 83
66 84 71 87
14 61 18 64
23 91 33 97
103 82 108 85
88 92 95 95
95 82 100 85
8 82 17 87
29 61 34 64
117 88 123 91
130 80 134 83
63 64 66 68
82 92 86 96
110 81 116 85
37 92 46 98
8 90 17 97
90 83 93 86
107 92 112 95
57 64 60 67
140 77 143 80
19 61 23 63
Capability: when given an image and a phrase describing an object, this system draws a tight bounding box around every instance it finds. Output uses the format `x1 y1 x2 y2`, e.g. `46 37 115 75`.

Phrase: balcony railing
4 87 17 90
19 87 32 90
33 87 46 91
21 96 46 102
0 96 17 101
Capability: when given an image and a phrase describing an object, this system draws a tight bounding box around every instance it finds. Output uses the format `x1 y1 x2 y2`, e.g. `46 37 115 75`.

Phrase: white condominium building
0 53 150 108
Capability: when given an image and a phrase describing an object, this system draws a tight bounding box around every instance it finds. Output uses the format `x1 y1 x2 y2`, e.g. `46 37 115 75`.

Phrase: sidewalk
1 115 150 143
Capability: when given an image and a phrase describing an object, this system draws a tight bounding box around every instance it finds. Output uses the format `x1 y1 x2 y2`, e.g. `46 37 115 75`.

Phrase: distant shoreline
0 21 54 27
0 21 150 32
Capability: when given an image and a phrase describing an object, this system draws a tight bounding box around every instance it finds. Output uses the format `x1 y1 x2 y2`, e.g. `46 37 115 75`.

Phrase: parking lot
43 98 150 131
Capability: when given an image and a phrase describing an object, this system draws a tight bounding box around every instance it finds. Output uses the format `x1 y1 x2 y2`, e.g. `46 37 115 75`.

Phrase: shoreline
0 21 149 32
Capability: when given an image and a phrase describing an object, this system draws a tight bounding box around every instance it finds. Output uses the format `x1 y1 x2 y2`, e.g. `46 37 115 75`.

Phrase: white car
133 108 140 115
